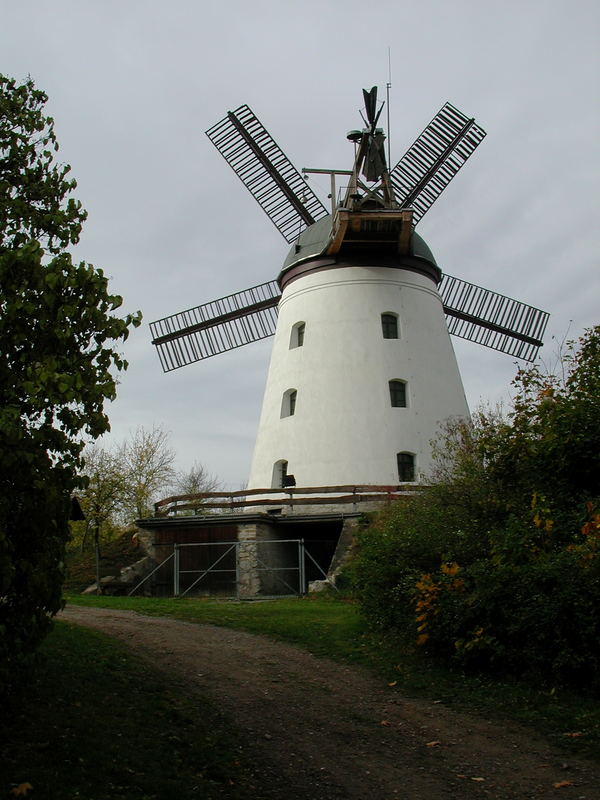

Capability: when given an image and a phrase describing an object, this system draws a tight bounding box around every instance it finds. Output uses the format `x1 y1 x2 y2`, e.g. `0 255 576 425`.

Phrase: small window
397 452 415 482
281 389 297 418
290 321 306 349
389 380 407 408
272 459 288 488
381 313 398 339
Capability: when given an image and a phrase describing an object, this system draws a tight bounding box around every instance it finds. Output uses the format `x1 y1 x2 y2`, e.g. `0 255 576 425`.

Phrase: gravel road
60 605 600 800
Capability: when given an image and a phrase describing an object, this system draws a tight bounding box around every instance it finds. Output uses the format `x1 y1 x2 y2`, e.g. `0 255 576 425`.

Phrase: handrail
153 484 423 517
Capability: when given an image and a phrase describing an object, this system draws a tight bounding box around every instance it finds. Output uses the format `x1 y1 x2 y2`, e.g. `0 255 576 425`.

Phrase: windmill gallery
131 89 549 599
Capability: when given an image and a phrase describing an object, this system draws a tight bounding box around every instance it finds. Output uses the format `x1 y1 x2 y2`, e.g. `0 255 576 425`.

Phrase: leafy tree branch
0 73 140 696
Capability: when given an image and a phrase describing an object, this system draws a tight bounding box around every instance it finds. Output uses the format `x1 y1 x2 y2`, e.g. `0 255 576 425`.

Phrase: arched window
290 321 306 349
281 389 297 418
389 380 407 408
397 452 416 482
381 313 399 339
272 460 288 489
272 460 295 489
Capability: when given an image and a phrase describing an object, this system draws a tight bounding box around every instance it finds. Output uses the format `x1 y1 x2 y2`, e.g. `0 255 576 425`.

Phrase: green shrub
351 496 600 689
347 492 489 631
349 327 600 690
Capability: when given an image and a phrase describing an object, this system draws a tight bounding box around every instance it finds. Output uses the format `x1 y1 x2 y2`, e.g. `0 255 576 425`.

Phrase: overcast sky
2 0 599 488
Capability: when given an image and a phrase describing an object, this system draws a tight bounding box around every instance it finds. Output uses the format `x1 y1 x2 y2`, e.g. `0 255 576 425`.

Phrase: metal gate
129 538 330 598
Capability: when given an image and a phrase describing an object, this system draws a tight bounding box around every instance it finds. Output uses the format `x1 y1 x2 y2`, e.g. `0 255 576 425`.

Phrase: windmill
150 89 549 490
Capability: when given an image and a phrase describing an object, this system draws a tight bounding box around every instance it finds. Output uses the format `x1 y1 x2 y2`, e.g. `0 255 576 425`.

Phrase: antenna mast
386 48 392 169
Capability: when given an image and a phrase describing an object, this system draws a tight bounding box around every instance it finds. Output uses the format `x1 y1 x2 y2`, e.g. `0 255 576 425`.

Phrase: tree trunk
94 523 101 595
80 519 91 553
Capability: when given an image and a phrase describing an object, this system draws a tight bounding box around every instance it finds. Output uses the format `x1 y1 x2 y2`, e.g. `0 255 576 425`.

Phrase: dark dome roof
411 230 437 266
281 215 438 273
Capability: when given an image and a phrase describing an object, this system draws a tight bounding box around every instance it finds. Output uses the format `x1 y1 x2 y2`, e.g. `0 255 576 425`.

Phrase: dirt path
60 606 599 800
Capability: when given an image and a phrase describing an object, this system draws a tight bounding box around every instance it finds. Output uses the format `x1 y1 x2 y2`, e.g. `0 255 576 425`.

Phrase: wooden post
94 521 101 595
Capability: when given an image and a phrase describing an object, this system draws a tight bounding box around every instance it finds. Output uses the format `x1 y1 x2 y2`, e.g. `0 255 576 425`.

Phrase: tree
172 462 222 514
0 74 141 694
71 445 126 551
485 327 600 522
75 445 127 590
174 462 221 496
0 75 86 253
119 425 176 521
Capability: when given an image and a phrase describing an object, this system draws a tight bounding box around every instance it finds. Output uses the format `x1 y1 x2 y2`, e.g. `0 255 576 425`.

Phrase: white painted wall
246 263 469 489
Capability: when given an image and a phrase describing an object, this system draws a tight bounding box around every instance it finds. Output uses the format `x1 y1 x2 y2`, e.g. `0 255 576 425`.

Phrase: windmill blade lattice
151 93 549 374
389 102 486 224
440 273 549 361
150 271 549 371
150 280 281 372
206 105 329 243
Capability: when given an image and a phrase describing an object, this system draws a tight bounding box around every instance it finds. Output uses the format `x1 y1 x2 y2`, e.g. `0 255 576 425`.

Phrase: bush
349 328 600 690
347 493 489 631
351 494 600 689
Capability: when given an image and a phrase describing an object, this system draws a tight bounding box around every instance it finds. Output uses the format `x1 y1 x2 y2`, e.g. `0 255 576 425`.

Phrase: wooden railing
153 484 423 517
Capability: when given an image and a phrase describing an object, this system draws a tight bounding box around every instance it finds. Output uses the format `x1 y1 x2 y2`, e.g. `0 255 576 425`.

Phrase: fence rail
153 484 422 517
128 538 328 599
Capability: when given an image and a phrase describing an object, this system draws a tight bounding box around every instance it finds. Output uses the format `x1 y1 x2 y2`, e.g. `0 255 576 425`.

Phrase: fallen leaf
388 680 397 687
471 777 485 782
10 785 33 798
380 720 391 726
426 740 441 747
562 732 584 738
553 781 574 788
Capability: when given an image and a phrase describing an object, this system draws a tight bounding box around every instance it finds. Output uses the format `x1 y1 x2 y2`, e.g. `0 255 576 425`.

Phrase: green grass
65 593 600 761
67 593 365 658
1 621 252 800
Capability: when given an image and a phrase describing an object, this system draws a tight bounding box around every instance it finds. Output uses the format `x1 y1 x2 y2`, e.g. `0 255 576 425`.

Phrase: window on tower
272 459 288 489
290 321 306 348
281 389 297 418
381 313 399 339
397 452 416 482
389 380 407 407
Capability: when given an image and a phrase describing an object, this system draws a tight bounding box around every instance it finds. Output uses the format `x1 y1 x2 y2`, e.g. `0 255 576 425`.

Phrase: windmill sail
151 272 548 371
206 105 329 243
151 94 548 373
389 102 486 224
440 274 549 361
150 280 280 371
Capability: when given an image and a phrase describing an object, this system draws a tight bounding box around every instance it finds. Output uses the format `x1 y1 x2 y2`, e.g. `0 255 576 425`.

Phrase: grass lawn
65 593 600 761
1 621 253 800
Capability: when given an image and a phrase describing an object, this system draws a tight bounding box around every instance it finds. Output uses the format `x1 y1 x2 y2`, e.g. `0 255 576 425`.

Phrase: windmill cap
280 215 439 280
411 230 438 266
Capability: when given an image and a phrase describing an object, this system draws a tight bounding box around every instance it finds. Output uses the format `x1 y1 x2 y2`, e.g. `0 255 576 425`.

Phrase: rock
308 579 333 593
81 556 157 595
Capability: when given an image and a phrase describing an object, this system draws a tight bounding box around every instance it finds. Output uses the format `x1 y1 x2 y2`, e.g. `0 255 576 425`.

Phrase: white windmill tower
150 89 549 495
